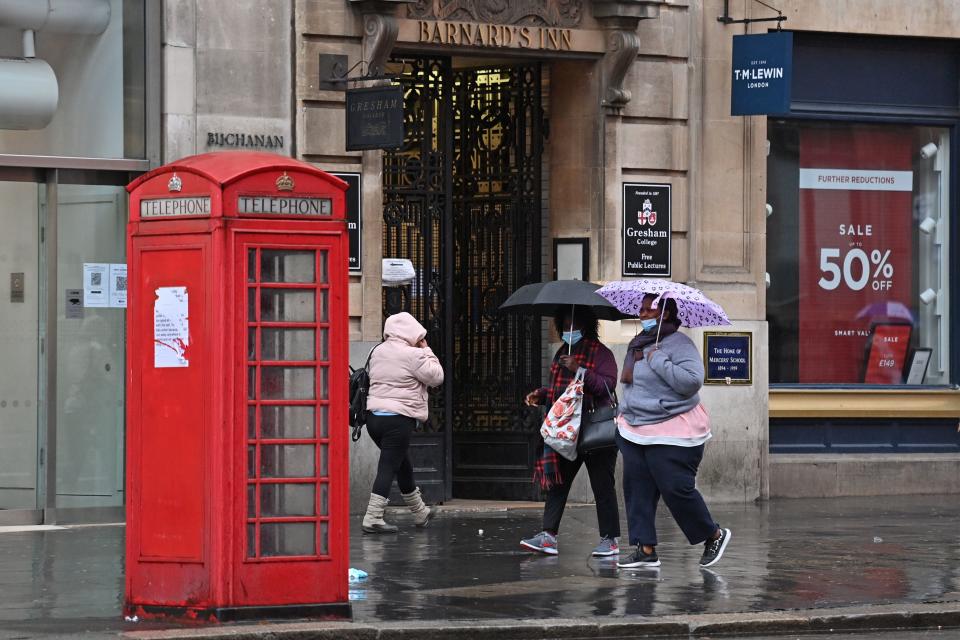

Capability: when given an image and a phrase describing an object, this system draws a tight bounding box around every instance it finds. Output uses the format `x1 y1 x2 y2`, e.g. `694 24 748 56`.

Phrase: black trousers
366 413 417 498
542 447 620 539
617 432 718 547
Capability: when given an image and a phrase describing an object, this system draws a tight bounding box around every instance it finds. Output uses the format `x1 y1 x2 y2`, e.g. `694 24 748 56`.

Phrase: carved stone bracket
349 0 415 79
592 0 665 109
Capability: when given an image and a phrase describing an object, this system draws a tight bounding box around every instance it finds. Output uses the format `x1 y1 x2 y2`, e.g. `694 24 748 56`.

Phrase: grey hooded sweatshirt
619 331 704 426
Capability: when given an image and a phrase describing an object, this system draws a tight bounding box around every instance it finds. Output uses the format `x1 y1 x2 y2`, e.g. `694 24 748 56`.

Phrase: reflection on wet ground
0 495 958 634
349 494 960 621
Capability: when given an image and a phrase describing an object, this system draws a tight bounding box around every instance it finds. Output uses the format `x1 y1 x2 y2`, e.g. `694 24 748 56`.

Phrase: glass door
55 185 127 509
245 247 331 559
235 234 344 606
0 181 41 514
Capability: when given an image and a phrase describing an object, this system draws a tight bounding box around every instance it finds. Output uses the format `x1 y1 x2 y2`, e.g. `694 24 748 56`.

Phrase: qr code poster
109 264 128 308
83 263 109 307
82 263 128 308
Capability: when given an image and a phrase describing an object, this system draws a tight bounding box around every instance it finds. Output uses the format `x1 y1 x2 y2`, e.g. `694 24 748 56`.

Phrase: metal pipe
0 57 59 129
22 28 34 57
0 0 110 34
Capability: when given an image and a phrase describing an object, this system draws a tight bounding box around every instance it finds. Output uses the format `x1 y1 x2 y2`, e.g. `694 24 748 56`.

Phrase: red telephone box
124 152 350 621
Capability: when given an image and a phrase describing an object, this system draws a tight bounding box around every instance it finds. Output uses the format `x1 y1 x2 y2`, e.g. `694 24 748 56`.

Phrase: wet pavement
1 495 959 638
351 494 960 620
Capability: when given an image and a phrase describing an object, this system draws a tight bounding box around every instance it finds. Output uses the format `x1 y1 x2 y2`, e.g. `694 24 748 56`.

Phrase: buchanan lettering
140 197 211 218
237 196 332 216
418 20 572 51
207 132 284 150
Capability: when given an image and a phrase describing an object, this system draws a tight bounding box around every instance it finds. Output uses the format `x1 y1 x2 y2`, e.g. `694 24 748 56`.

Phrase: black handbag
578 380 619 453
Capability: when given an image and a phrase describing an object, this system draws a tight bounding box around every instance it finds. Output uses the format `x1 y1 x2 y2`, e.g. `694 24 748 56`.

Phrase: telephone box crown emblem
168 173 182 192
276 172 295 191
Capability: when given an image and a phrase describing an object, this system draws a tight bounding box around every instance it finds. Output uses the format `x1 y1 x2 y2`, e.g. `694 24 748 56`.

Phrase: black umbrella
499 280 632 353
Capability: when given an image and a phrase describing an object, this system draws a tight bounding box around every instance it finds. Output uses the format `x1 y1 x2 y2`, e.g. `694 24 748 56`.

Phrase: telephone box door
234 232 348 605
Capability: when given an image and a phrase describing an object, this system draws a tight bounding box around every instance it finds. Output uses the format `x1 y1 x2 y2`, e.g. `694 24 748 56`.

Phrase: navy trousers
617 432 718 547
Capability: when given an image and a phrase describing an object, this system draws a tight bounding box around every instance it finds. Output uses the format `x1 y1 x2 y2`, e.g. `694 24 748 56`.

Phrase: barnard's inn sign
410 0 581 51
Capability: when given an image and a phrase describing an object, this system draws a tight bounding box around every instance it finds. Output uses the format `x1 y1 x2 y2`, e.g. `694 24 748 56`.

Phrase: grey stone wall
162 0 293 162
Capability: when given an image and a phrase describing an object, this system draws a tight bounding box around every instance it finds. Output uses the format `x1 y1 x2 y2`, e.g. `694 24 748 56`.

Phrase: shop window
766 121 950 385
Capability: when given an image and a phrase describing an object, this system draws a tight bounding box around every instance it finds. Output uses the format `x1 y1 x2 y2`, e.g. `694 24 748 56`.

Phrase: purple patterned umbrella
596 279 732 328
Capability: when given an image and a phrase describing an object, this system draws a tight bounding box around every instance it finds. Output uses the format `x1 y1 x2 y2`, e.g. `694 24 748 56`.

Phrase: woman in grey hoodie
615 295 731 569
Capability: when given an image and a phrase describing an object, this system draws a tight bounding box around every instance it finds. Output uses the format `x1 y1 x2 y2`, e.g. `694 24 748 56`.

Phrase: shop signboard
704 332 752 385
622 182 671 277
798 128 914 383
730 31 792 116
331 172 361 271
345 86 404 151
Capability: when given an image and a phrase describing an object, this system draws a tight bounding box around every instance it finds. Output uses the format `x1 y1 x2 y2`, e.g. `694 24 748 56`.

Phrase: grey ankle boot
361 493 397 534
401 487 434 527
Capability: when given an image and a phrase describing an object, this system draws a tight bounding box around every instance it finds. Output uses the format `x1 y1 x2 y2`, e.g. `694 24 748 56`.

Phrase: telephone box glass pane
248 328 257 360
261 406 314 438
247 366 256 399
318 250 329 284
319 521 329 555
261 328 315 361
319 290 328 322
247 288 256 319
320 483 329 515
318 405 328 438
247 249 256 282
319 444 328 477
247 446 256 478
261 366 315 399
247 405 256 438
261 523 315 557
247 524 256 558
319 328 328 361
260 289 315 322
261 250 315 283
318 367 328 400
260 483 315 516
247 484 256 516
260 444 315 478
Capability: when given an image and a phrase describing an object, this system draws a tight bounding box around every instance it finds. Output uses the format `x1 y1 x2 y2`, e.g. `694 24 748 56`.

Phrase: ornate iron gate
383 57 544 500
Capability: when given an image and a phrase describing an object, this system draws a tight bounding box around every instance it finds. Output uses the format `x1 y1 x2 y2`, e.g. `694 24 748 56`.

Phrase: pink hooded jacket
366 312 444 422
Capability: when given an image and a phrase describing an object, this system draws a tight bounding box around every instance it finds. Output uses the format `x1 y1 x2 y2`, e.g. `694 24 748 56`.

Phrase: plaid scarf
533 338 602 490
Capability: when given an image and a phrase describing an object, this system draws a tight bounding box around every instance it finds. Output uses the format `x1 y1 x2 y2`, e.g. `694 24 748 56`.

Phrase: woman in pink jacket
362 312 445 533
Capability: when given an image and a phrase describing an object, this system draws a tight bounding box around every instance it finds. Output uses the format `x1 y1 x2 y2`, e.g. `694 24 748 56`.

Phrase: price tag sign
798 128 914 383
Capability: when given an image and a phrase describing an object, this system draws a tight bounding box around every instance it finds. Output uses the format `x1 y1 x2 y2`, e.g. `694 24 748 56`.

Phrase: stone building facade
6 0 943 525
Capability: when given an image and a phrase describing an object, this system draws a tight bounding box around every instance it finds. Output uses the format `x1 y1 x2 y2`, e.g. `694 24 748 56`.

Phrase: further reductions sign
622 183 671 277
798 128 914 383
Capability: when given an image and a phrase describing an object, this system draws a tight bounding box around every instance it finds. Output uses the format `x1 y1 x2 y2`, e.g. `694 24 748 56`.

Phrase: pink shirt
617 403 711 447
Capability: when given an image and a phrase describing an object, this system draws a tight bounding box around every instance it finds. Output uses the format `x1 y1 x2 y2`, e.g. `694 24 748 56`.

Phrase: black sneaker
699 528 731 568
617 546 660 568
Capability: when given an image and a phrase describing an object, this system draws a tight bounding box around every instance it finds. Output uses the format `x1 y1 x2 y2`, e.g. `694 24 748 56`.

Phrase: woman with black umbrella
519 307 621 557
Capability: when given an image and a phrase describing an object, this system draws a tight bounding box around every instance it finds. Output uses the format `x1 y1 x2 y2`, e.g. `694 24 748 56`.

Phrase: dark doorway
382 56 544 502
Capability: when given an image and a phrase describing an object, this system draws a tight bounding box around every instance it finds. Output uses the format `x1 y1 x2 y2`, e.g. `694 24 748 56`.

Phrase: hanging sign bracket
717 0 787 28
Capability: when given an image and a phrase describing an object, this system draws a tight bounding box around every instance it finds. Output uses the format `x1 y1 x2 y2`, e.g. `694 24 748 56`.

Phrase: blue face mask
640 318 658 333
561 330 583 345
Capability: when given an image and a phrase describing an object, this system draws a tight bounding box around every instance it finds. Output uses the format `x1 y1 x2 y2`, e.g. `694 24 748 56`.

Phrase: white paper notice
154 286 189 368
109 264 128 308
83 263 109 307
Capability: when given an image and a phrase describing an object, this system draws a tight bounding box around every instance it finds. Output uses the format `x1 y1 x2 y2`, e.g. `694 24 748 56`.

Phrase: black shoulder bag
578 378 619 453
348 343 382 442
